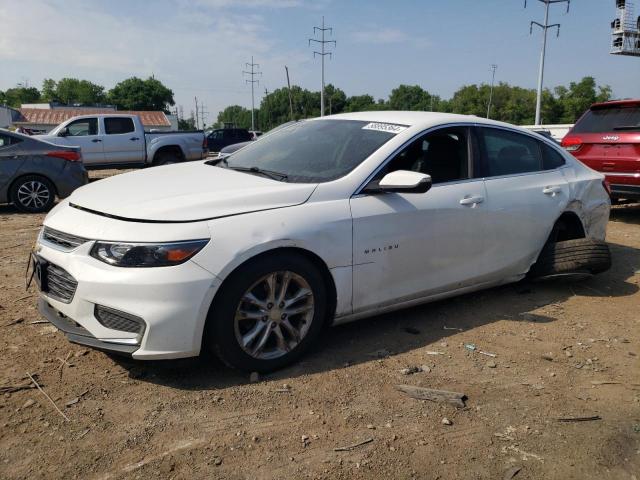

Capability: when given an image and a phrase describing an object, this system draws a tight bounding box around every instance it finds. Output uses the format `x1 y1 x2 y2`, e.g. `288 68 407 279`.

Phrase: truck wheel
529 238 611 279
10 175 56 213
153 151 181 166
206 252 328 373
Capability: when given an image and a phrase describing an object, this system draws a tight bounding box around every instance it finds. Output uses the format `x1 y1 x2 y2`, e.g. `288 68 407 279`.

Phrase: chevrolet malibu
31 112 611 372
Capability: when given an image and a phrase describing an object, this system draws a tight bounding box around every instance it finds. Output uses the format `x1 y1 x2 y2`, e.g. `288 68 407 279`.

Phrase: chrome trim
604 172 640 178
353 122 478 196
40 227 90 252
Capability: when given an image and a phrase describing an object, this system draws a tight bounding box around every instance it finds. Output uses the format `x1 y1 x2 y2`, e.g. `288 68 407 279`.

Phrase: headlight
90 239 209 267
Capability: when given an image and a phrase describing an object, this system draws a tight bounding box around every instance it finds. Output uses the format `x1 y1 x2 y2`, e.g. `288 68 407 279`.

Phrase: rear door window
0 134 21 148
572 106 640 133
104 117 135 135
541 143 566 170
479 127 542 177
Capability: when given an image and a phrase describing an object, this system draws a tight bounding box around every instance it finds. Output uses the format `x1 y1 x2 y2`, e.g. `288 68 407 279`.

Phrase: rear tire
205 252 328 373
152 151 181 166
10 175 56 213
529 238 611 278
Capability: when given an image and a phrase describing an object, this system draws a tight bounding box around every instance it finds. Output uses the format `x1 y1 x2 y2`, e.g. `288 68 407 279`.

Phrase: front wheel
206 253 328 372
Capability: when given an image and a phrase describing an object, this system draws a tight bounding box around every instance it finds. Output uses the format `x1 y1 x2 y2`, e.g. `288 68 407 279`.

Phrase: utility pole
199 103 209 131
309 16 336 116
264 87 272 131
243 56 262 131
526 0 570 125
487 64 498 119
194 97 199 130
285 66 294 121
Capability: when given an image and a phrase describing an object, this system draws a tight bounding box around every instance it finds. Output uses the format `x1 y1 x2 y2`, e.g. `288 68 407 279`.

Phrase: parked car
32 112 610 372
207 128 253 152
217 140 251 161
562 99 640 201
0 129 88 213
35 114 207 168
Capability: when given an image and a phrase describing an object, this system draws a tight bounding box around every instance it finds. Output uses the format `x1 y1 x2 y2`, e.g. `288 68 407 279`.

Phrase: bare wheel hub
234 271 314 360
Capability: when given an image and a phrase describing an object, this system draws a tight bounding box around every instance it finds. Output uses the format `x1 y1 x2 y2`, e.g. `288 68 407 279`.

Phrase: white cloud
0 0 313 120
351 27 430 48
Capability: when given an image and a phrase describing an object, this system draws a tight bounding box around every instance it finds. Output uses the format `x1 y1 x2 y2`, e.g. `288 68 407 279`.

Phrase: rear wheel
152 151 181 166
529 238 611 279
10 175 55 213
206 253 328 372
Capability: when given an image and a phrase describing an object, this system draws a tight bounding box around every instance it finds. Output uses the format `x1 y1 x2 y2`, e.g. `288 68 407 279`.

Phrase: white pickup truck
36 114 207 168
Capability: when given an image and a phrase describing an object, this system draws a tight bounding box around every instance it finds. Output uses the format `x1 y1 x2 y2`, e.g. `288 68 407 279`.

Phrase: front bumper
35 239 221 359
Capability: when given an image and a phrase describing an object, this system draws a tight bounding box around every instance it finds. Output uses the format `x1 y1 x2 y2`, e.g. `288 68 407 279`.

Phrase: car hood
68 161 317 222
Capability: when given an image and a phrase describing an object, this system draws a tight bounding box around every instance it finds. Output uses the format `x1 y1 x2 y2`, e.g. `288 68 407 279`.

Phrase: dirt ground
1 170 639 480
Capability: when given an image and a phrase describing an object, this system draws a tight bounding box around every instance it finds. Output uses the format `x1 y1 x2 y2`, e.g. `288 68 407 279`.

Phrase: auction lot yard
1 170 639 480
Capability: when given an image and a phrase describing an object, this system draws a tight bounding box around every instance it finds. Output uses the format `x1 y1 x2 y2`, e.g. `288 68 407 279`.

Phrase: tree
108 77 175 112
2 86 41 107
323 84 347 115
40 78 106 105
217 105 252 129
555 77 612 123
388 85 433 111
178 115 197 131
344 94 378 112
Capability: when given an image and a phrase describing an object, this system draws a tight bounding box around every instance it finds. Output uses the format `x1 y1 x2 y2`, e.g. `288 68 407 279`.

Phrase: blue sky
1 0 638 124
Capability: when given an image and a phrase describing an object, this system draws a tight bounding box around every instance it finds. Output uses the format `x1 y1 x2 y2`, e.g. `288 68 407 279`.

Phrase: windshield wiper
228 166 288 181
613 125 640 131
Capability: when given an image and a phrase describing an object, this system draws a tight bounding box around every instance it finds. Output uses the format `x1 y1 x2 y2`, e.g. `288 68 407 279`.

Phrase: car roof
313 111 531 133
590 99 640 109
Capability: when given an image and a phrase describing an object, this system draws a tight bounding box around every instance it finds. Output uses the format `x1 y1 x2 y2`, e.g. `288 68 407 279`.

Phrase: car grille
94 305 145 334
42 227 89 251
46 263 78 304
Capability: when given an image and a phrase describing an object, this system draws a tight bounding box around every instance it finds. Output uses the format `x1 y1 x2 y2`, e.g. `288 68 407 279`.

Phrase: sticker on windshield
362 122 408 134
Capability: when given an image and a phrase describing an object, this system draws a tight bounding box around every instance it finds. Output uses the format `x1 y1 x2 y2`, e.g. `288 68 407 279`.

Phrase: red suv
562 99 640 201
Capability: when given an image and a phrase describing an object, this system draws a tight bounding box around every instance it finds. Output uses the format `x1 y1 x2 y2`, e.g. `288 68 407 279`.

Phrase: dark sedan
0 129 88 213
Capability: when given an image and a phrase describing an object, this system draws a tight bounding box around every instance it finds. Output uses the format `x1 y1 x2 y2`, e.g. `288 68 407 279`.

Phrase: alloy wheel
234 271 315 360
17 180 51 210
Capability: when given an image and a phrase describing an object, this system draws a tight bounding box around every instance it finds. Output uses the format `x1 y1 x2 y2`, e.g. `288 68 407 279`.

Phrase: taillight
202 137 208 150
602 179 612 197
46 151 82 162
561 136 583 152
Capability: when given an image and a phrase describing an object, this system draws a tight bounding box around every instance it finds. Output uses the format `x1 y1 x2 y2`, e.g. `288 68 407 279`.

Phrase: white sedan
32 112 611 372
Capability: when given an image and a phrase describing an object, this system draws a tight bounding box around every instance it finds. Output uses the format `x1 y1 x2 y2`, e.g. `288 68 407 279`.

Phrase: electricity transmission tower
243 56 262 131
199 103 209 130
526 0 570 125
309 16 336 116
487 64 498 119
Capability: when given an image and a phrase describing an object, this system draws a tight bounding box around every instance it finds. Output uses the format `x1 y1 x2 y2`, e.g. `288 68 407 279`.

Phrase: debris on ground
556 415 602 422
333 438 374 452
441 418 453 426
503 465 523 480
395 385 466 408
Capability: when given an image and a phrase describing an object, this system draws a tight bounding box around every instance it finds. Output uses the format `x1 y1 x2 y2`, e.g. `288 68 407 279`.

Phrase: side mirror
58 127 69 137
365 170 432 194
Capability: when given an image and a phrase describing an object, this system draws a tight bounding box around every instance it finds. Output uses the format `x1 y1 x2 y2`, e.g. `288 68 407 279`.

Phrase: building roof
14 108 171 127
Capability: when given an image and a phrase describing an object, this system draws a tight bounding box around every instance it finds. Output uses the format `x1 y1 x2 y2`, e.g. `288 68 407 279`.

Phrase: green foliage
178 115 197 131
216 105 253 129
1 86 41 107
107 77 175 112
41 78 106 104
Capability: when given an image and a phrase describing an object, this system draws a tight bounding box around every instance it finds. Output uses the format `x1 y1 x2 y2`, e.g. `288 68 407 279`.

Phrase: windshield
573 106 640 133
223 120 398 183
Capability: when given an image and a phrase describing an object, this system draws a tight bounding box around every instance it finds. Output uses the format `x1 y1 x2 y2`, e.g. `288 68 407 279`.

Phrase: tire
152 151 181 166
206 252 328 373
529 238 611 278
10 175 56 213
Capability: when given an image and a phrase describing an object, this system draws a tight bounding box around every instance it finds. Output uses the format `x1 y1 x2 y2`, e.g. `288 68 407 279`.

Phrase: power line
526 0 570 125
487 64 498 119
243 56 262 131
309 16 336 117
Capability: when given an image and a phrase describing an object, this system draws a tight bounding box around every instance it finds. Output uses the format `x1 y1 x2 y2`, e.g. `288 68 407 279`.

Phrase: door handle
542 186 563 196
130 137 140 141
91 139 102 143
459 195 484 206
